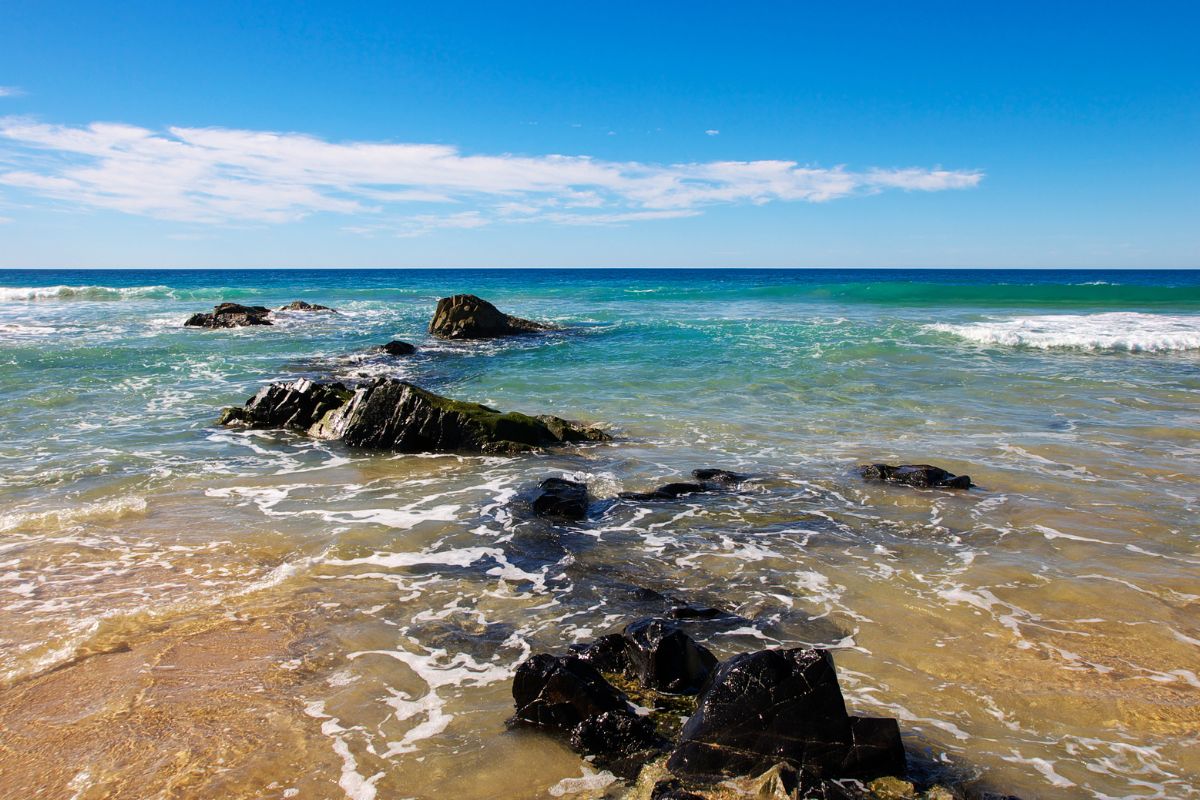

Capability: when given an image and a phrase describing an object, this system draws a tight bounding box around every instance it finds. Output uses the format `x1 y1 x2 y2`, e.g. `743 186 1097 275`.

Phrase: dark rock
619 482 708 502
378 340 417 356
668 605 728 621
184 302 272 328
667 648 906 785
622 618 718 695
651 779 706 800
570 633 632 674
532 477 589 521
217 377 609 455
428 293 551 340
691 468 749 485
511 654 664 778
858 464 972 490
278 300 336 312
216 378 352 431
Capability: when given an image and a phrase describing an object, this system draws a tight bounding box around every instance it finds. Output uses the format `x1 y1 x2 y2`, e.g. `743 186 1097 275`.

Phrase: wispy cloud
705 129 720 136
0 117 983 233
0 87 25 98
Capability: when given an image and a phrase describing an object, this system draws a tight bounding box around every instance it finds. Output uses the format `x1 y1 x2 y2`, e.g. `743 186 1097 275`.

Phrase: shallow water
0 268 1197 799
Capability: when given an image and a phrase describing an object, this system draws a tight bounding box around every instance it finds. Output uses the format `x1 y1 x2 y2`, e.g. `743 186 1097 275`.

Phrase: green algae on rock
218 377 609 455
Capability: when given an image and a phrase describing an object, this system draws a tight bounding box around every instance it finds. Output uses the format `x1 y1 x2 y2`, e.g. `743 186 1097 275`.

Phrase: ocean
1 268 1197 799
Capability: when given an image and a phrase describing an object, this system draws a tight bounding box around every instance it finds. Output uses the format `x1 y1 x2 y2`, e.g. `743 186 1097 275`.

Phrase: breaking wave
929 312 1200 352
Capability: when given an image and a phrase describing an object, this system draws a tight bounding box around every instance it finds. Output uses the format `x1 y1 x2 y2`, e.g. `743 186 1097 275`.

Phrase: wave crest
929 312 1200 352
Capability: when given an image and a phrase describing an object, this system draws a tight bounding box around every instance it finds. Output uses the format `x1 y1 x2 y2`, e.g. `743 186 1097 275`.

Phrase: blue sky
0 1 1196 268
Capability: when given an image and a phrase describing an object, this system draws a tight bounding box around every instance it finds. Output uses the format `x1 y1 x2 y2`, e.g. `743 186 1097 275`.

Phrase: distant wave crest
0 284 175 301
930 312 1200 352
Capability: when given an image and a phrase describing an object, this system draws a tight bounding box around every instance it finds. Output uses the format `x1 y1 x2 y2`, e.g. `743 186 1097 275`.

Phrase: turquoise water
1 269 1198 799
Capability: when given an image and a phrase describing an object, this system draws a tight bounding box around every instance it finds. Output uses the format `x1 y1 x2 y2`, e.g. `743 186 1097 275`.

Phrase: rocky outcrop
691 468 749 485
218 377 609 455
378 340 416 356
511 653 666 778
184 303 272 328
516 628 908 794
858 464 972 490
278 300 337 312
428 294 551 340
619 482 708 501
666 648 906 786
532 478 590 521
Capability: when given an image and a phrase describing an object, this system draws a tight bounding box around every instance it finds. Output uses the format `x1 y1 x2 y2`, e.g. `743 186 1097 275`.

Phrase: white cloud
0 117 983 233
0 87 24 98
705 129 720 136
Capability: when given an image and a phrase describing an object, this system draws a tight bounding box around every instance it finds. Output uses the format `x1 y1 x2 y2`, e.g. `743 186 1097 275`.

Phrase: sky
0 1 1197 268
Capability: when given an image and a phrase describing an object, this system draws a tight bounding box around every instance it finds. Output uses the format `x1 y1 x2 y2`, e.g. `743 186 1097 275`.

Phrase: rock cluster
184 303 272 328
619 468 750 501
218 377 608 455
858 464 972 490
428 293 550 339
512 622 907 795
278 300 337 312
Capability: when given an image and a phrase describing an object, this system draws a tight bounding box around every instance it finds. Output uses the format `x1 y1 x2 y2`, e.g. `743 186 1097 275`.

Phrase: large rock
532 477 590 521
511 654 664 777
666 648 906 786
278 300 337 312
428 294 550 340
619 482 708 502
218 377 609 455
858 464 972 490
184 302 272 328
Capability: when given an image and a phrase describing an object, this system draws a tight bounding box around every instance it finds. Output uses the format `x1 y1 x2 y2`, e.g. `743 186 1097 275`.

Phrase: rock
532 477 589 521
858 464 972 490
216 379 352 430
278 300 336 312
378 340 417 356
667 606 728 621
622 619 718 695
428 293 551 340
619 482 708 502
511 654 665 778
666 648 906 786
184 302 272 328
571 633 633 674
650 778 706 800
217 377 609 455
691 468 749 485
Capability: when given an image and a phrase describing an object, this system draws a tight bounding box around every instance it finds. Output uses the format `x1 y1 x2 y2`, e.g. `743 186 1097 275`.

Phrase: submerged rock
278 300 337 312
532 477 590 521
511 654 666 777
619 482 708 502
378 340 417 356
428 293 551 340
858 464 972 490
666 648 906 786
184 302 272 328
217 377 609 455
691 468 750 485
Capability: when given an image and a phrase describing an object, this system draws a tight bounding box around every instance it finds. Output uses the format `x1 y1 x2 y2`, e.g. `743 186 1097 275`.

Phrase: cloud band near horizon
0 118 982 233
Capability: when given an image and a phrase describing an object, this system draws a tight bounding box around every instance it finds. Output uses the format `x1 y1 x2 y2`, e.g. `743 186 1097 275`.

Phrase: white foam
930 312 1200 352
548 767 617 796
0 284 172 301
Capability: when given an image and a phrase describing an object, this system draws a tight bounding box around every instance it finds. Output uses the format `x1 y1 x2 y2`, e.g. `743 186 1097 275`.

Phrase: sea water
0 268 1197 799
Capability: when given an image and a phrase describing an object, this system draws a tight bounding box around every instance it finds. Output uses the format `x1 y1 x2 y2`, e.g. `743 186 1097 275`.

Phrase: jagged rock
184 302 272 328
619 482 708 501
532 477 589 521
511 654 665 778
691 468 750 485
668 605 728 621
622 619 718 695
216 379 352 430
428 294 550 340
278 300 336 312
858 464 972 490
217 377 609 455
666 648 906 786
378 340 417 356
650 778 706 800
